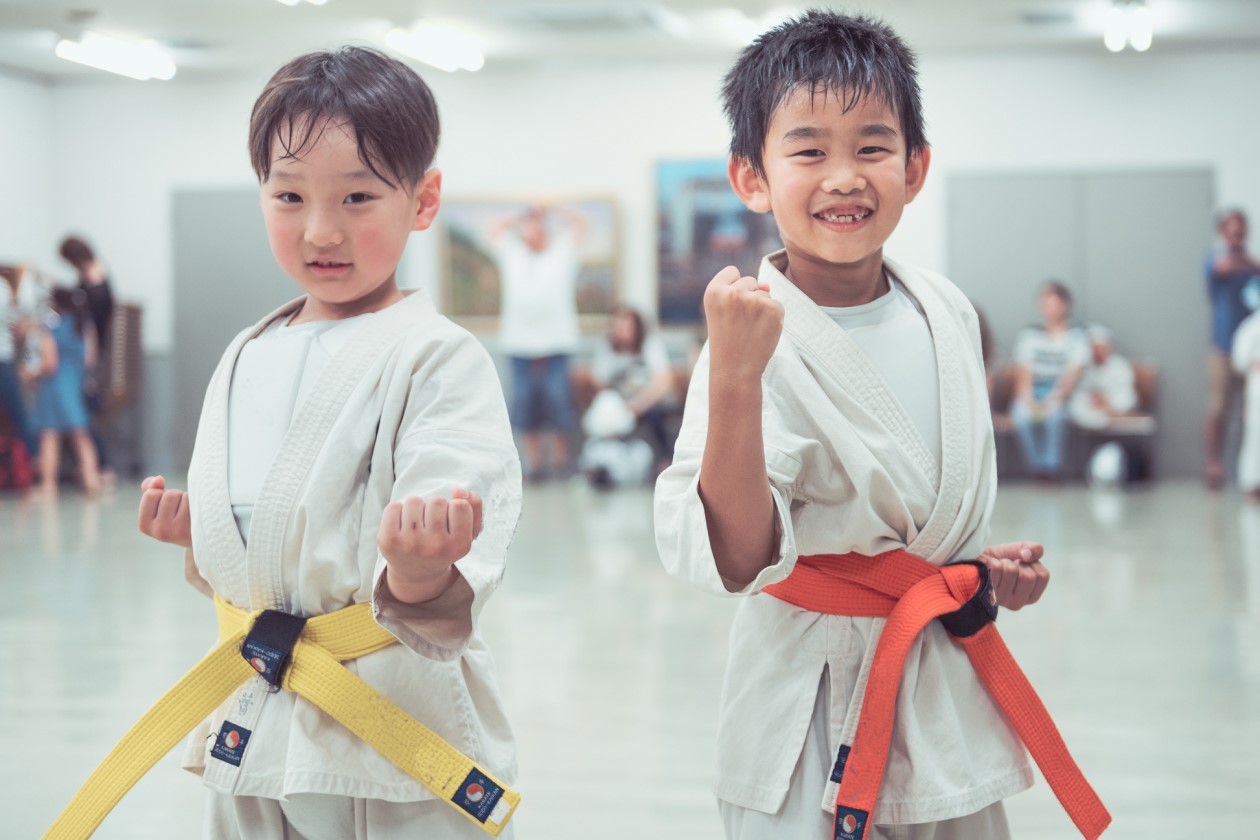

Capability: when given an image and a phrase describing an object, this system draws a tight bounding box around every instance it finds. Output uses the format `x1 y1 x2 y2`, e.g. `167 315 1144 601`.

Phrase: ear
904 146 931 205
728 156 772 214
411 168 443 232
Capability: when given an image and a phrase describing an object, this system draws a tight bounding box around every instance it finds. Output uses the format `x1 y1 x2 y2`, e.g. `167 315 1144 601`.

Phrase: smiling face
260 117 441 321
729 87 928 304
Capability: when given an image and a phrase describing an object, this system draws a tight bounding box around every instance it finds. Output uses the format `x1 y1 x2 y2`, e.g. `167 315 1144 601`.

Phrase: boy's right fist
138 475 192 548
704 266 784 383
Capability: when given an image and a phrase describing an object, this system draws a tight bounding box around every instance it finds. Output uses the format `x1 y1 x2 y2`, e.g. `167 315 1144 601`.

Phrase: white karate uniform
655 252 1031 836
182 289 521 837
1233 311 1260 491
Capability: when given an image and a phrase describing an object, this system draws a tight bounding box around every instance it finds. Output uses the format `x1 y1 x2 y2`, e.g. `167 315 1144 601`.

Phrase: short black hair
249 46 439 189
722 10 927 178
58 235 95 269
1043 280 1073 306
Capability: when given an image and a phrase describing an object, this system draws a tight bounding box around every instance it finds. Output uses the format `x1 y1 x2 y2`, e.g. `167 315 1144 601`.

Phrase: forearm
382 563 460 605
698 375 776 588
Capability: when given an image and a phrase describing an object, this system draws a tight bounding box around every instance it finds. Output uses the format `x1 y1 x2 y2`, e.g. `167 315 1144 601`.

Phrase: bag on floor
0 435 33 490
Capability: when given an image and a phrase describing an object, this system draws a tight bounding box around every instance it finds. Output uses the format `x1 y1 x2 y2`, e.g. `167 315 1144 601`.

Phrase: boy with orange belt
654 12 1108 840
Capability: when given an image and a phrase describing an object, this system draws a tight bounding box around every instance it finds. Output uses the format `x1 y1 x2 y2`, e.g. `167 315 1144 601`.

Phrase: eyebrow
268 167 381 184
781 123 900 142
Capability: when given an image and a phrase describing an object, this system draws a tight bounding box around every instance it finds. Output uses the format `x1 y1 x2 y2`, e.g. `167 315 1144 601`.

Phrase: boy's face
260 118 440 319
731 88 927 288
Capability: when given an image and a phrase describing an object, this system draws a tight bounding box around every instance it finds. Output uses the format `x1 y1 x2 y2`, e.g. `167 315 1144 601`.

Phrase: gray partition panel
948 169 1215 479
172 189 293 469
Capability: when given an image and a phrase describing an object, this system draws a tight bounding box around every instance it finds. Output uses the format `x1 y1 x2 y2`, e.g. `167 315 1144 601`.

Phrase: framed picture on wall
439 197 619 333
656 158 782 325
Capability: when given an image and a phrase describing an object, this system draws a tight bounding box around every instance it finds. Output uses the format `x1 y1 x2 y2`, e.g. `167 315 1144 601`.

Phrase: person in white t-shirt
491 204 587 480
1010 282 1089 480
1069 325 1137 430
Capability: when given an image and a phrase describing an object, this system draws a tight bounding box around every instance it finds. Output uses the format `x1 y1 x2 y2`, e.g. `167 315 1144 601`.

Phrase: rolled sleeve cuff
371 557 476 662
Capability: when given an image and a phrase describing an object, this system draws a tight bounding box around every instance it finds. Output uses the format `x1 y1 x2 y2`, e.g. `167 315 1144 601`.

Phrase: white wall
0 70 53 269
25 46 1260 351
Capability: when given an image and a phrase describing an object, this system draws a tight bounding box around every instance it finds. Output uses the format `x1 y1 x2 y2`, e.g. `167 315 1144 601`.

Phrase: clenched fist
977 541 1050 611
378 486 482 604
137 475 192 548
704 266 784 384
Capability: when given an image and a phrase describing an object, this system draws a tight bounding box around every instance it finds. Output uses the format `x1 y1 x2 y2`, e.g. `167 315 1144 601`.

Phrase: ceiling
1 0 1259 82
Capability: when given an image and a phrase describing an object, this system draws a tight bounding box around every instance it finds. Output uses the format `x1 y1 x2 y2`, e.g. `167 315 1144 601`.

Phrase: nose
304 207 344 248
820 160 866 194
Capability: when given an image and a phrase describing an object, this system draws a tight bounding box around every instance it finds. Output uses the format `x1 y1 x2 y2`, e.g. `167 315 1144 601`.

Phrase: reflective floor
2 480 1258 839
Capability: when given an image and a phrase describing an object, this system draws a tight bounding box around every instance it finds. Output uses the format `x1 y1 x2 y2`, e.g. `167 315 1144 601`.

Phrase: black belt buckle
938 561 998 638
241 609 308 689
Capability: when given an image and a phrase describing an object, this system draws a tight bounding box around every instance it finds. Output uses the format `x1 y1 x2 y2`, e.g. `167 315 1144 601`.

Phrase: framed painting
656 158 782 325
440 197 619 333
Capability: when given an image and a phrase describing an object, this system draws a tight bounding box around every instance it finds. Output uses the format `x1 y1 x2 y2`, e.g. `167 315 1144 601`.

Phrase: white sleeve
371 337 522 661
1234 317 1260 375
1069 329 1092 367
653 343 801 596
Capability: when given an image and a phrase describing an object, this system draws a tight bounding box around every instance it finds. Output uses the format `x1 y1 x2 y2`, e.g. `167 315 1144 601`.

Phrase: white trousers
204 792 515 840
719 669 1011 840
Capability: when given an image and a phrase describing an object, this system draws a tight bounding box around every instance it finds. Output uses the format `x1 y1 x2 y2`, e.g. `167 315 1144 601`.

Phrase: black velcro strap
937 561 998 638
241 610 308 687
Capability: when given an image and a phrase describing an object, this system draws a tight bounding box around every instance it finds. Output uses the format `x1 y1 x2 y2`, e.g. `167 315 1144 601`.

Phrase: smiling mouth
815 209 872 223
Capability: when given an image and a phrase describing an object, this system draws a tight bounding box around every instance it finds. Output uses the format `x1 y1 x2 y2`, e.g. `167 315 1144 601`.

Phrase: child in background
24 287 100 496
48 47 521 840
655 11 1107 840
1233 300 1260 501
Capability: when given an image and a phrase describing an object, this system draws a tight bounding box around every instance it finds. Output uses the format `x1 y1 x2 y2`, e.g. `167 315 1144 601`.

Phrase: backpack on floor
0 435 33 490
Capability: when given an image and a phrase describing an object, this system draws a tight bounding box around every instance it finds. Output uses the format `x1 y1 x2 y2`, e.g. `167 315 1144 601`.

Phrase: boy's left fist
977 541 1049 611
378 487 482 604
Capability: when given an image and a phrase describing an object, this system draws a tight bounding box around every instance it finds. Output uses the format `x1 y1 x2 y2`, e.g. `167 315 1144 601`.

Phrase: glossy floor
2 480 1257 839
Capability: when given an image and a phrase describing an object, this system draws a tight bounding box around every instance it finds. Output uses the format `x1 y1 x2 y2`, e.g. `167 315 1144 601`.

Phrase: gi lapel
242 291 436 611
764 252 941 493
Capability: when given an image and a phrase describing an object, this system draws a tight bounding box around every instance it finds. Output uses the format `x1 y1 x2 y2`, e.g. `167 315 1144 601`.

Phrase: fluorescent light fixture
54 31 176 80
274 0 302 6
1129 4 1153 51
1103 3 1128 52
1103 0 1154 52
385 22 484 72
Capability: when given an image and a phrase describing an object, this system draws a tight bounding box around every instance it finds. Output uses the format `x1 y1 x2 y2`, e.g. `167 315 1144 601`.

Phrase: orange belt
763 551 1110 840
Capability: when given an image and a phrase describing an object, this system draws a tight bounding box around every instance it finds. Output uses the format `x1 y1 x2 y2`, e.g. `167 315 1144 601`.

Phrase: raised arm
697 266 784 589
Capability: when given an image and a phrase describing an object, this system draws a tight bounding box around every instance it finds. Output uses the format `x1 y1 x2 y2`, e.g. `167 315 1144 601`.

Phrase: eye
792 149 825 158
276 192 302 204
344 192 374 205
859 146 890 156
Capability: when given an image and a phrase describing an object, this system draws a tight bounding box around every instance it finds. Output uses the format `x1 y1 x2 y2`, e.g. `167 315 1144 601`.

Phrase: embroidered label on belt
830 744 851 784
210 721 252 767
242 638 285 684
452 768 504 824
834 805 869 840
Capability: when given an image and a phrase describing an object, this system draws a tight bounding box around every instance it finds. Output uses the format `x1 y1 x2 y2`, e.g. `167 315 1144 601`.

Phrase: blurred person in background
1069 325 1137 430
1232 297 1260 502
492 204 586 481
589 304 677 463
1205 209 1260 489
0 263 49 458
59 234 116 485
1010 281 1089 481
23 287 100 496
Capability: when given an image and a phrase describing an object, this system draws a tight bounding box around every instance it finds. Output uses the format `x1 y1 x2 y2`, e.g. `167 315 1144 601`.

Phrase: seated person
1069 325 1137 430
1010 281 1089 480
588 304 676 460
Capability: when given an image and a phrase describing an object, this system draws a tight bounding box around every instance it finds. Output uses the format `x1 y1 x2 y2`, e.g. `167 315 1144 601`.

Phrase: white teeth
818 210 870 223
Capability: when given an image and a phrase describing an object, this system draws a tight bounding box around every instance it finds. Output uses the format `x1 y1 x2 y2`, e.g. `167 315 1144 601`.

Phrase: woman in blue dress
25 287 100 495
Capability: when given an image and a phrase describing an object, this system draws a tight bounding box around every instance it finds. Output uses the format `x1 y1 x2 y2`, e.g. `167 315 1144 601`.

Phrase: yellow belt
44 596 520 838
